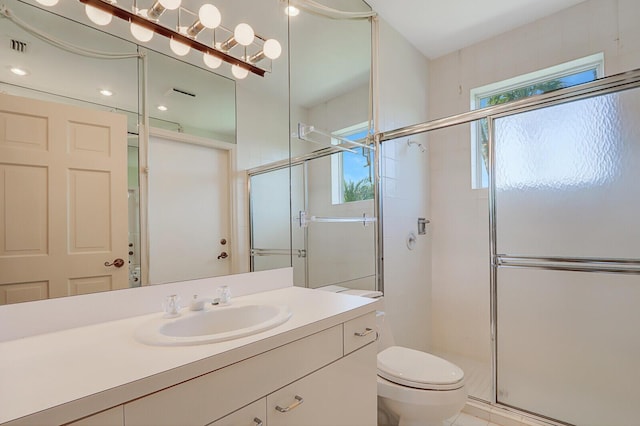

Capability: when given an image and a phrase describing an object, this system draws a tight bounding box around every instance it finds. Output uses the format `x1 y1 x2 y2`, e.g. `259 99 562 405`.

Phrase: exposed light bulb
203 52 222 69
284 6 299 16
234 23 254 46
35 0 59 6
130 22 154 42
10 67 28 76
263 39 282 60
198 4 221 29
85 3 113 26
158 0 180 10
169 37 191 56
231 65 249 79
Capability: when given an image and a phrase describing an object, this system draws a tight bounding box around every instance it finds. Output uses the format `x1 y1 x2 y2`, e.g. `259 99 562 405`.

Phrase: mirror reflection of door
0 94 129 304
148 134 231 284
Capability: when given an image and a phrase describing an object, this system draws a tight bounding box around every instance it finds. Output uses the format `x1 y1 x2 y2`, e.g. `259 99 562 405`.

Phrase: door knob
217 251 228 260
104 258 125 268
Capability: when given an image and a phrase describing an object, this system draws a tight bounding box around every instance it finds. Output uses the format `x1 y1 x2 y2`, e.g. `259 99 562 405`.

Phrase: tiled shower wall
377 19 431 351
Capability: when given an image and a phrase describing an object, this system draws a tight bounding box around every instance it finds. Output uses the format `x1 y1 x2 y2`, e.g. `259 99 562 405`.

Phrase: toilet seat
377 346 465 391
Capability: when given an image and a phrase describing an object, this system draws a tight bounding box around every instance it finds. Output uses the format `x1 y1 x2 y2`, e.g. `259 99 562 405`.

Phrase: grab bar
251 248 307 258
296 123 374 152
497 255 640 274
299 211 376 228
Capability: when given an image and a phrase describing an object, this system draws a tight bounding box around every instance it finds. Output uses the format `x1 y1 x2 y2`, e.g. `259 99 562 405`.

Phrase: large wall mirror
250 0 376 291
0 0 373 305
0 0 288 304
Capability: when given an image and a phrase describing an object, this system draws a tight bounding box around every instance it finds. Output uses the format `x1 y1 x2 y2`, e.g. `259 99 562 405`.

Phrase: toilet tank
376 307 396 352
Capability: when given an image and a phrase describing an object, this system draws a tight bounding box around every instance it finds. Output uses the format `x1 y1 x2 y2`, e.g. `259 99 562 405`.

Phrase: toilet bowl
377 345 466 426
316 285 467 426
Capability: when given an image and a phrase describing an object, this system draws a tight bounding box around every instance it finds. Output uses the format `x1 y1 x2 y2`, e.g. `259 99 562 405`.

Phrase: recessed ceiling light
157 105 168 111
100 89 113 97
10 67 28 76
284 5 300 16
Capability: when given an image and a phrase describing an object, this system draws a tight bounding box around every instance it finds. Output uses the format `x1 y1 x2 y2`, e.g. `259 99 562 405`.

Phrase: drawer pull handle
354 327 374 337
253 417 263 426
275 395 304 413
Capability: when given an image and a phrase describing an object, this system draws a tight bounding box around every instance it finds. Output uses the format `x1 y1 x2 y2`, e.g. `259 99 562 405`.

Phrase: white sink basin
135 304 292 346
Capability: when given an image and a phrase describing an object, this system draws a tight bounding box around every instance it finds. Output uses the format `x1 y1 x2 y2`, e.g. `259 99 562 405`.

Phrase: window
331 123 374 204
470 53 604 189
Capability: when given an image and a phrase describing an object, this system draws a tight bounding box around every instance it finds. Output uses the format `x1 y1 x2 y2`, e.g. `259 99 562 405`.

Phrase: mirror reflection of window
331 123 374 204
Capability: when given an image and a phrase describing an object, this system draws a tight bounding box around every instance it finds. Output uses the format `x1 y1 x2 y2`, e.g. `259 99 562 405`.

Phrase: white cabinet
66 406 124 426
124 313 377 426
207 399 266 426
343 311 377 355
267 343 377 426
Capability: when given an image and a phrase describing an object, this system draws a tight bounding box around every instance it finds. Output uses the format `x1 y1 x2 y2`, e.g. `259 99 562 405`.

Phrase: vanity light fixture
130 21 154 41
185 4 221 37
169 37 190 56
284 5 299 16
231 64 249 80
219 23 255 51
85 0 116 25
65 0 281 78
141 0 180 20
10 66 28 76
35 0 59 6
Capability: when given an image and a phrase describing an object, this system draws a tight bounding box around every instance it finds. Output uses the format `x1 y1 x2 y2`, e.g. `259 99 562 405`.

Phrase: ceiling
365 0 587 59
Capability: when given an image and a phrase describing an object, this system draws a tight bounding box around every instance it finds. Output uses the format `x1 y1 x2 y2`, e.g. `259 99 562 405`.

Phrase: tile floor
446 412 505 426
431 349 492 401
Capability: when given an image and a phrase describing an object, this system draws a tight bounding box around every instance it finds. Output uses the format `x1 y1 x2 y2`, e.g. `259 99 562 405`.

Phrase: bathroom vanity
0 285 378 426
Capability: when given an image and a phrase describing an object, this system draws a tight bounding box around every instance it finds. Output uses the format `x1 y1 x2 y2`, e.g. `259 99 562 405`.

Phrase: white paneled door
0 94 128 304
148 135 230 284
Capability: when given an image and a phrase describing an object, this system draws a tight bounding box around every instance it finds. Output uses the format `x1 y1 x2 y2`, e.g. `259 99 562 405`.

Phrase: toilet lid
377 346 465 390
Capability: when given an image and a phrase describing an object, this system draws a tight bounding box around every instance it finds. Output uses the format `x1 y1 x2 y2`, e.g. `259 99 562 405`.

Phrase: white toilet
317 286 467 426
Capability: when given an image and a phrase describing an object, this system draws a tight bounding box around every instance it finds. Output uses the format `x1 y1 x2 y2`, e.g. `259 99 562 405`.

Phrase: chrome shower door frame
376 68 640 418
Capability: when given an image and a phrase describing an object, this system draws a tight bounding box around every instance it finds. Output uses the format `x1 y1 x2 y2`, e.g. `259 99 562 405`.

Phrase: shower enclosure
249 149 377 291
379 70 640 425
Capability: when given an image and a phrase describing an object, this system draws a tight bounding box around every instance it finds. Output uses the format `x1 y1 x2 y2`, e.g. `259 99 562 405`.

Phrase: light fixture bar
78 0 265 76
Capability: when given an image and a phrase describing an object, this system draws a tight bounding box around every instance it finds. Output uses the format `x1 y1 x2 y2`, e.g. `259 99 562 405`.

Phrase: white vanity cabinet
124 312 377 426
267 342 376 426
207 399 266 426
0 288 377 426
66 406 124 426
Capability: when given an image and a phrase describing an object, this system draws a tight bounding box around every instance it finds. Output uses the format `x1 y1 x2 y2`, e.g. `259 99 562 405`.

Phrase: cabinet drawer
66 406 124 426
343 311 376 355
124 325 342 426
267 343 377 426
207 399 265 426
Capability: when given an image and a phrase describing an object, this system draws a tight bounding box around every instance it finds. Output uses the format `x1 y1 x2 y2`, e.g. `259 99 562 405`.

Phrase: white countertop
0 286 377 425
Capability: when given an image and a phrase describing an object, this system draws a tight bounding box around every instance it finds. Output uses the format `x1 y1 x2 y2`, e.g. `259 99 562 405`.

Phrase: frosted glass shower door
249 167 295 273
494 87 640 425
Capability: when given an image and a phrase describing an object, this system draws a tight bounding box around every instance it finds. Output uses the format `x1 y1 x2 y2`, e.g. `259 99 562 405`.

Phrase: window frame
330 121 373 205
470 53 605 189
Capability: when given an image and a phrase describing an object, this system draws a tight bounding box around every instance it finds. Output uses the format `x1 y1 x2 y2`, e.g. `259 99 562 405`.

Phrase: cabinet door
207 399 266 426
124 326 342 426
66 406 124 426
267 343 377 426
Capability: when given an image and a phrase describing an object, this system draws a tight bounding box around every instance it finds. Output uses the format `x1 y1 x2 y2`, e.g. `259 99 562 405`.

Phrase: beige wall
377 19 431 351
